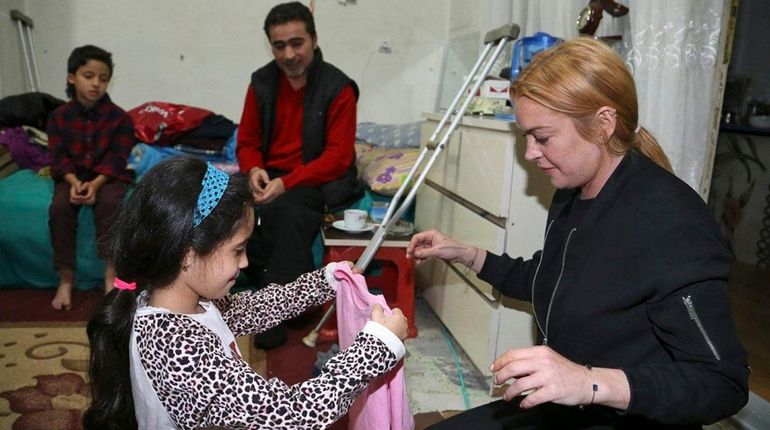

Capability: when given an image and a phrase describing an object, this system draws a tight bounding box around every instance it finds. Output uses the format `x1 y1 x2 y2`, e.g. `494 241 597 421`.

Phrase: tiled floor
404 297 495 414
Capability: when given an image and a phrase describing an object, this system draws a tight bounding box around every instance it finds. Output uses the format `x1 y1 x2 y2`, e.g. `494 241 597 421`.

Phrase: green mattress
0 170 104 289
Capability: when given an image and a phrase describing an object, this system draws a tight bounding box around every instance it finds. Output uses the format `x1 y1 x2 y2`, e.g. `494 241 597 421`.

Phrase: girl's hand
371 304 408 340
339 260 363 274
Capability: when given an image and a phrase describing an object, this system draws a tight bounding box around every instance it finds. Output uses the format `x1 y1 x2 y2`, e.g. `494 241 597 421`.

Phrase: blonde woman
407 38 748 429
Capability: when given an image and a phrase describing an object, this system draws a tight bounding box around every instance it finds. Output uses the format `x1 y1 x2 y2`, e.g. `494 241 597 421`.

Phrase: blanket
0 170 104 288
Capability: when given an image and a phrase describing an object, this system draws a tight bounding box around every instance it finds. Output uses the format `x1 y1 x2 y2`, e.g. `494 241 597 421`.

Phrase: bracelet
578 364 598 410
466 247 479 268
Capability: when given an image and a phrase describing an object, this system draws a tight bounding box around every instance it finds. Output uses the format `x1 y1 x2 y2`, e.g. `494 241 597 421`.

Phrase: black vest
250 49 363 212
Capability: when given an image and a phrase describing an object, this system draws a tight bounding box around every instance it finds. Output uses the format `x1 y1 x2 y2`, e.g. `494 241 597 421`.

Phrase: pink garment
334 265 414 430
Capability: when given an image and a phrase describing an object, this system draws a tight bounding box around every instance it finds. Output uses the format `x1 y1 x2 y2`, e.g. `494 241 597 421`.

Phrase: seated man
236 1 362 348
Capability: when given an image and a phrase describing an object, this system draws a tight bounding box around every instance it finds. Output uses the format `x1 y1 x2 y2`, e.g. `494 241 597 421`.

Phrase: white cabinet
415 113 554 382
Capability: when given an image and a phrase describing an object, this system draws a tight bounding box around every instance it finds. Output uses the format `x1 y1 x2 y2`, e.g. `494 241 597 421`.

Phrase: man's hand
254 178 286 204
248 168 271 202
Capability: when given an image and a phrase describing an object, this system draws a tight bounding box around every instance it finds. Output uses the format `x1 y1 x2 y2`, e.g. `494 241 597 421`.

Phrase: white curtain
509 0 728 193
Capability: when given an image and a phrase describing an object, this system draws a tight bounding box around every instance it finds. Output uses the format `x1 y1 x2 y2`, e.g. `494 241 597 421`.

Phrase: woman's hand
406 229 484 270
371 304 408 340
490 346 630 410
406 229 460 264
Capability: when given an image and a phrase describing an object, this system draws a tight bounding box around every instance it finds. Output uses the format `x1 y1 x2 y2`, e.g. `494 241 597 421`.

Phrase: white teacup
343 209 368 229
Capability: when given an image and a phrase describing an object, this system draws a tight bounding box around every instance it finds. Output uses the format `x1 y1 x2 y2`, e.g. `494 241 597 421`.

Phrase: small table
319 221 418 339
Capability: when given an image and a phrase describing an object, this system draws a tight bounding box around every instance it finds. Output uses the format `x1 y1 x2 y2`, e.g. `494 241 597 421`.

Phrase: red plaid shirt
48 94 135 183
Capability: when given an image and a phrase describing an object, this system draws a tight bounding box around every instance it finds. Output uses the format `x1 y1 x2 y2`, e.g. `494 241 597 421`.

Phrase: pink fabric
334 265 414 430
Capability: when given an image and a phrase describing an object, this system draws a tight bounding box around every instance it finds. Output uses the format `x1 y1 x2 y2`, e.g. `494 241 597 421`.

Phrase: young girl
83 156 408 429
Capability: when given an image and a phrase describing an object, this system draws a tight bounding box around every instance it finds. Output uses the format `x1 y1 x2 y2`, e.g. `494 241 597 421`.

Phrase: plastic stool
320 245 418 340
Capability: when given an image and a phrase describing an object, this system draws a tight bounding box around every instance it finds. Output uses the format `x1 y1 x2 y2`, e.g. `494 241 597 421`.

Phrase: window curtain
509 0 729 196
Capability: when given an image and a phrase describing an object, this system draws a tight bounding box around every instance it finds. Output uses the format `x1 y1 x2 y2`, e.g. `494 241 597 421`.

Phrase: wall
0 0 449 124
0 0 28 95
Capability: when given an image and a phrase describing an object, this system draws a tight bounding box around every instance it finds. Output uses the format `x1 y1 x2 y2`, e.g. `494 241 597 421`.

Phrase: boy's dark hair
263 1 316 39
66 45 114 98
82 156 252 429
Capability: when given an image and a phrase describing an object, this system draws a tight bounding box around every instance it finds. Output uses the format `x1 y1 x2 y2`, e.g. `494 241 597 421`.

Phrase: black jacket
250 49 363 212
480 150 749 428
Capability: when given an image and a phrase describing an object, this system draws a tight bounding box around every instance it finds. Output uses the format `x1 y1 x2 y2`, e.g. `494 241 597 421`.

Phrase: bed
0 118 421 289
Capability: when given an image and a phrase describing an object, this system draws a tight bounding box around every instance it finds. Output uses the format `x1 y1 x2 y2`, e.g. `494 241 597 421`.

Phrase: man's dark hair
66 45 114 98
263 1 316 39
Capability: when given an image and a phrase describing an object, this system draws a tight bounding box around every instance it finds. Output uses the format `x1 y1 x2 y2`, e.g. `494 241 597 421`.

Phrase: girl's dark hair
263 1 316 39
66 45 114 99
82 156 252 429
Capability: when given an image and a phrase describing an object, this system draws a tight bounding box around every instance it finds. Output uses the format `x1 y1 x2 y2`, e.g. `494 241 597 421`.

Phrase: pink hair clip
113 278 137 291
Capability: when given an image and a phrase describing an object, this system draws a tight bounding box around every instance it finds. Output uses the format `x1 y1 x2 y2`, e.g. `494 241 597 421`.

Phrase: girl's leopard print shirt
133 268 399 429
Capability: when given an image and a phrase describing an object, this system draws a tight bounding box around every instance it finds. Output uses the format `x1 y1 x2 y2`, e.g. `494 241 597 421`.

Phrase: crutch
11 9 42 92
302 22 520 348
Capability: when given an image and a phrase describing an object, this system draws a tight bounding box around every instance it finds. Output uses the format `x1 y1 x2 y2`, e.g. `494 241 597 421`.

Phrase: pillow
358 146 420 196
356 121 422 149
355 142 378 171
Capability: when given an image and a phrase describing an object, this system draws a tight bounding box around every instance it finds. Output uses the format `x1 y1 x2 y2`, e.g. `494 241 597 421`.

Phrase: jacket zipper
531 220 554 344
531 219 576 346
682 295 721 360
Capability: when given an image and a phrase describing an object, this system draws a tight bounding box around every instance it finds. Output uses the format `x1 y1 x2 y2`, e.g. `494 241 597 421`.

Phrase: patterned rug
0 322 256 430
0 323 90 430
0 289 467 429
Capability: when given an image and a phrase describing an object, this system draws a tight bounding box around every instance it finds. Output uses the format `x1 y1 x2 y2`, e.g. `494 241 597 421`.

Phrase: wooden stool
319 225 418 340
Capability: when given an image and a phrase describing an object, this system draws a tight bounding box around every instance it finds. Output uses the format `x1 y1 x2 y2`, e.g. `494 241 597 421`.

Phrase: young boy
47 45 135 310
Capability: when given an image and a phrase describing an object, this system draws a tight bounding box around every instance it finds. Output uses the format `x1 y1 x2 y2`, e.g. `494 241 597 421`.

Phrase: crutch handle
10 10 34 27
484 23 520 44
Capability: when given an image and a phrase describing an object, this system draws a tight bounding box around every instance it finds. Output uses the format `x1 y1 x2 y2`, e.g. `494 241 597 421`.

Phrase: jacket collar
550 150 645 226
66 93 113 117
304 47 324 89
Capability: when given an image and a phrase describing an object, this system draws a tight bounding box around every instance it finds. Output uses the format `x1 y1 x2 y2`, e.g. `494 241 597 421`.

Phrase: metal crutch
11 9 42 92
302 22 521 348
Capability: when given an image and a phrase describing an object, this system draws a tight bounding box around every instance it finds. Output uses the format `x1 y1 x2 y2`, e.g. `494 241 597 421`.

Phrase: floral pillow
355 143 420 196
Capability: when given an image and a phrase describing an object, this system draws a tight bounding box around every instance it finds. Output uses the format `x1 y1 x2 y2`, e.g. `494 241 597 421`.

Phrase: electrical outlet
378 40 392 54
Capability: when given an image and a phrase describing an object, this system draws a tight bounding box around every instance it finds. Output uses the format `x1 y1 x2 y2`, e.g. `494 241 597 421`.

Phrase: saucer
332 220 375 233
386 220 415 236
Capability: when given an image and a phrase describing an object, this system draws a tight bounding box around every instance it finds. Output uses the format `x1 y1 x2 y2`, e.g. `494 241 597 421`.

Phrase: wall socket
378 40 392 54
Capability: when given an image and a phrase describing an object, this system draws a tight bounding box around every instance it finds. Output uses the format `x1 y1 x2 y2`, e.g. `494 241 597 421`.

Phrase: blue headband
193 162 229 227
